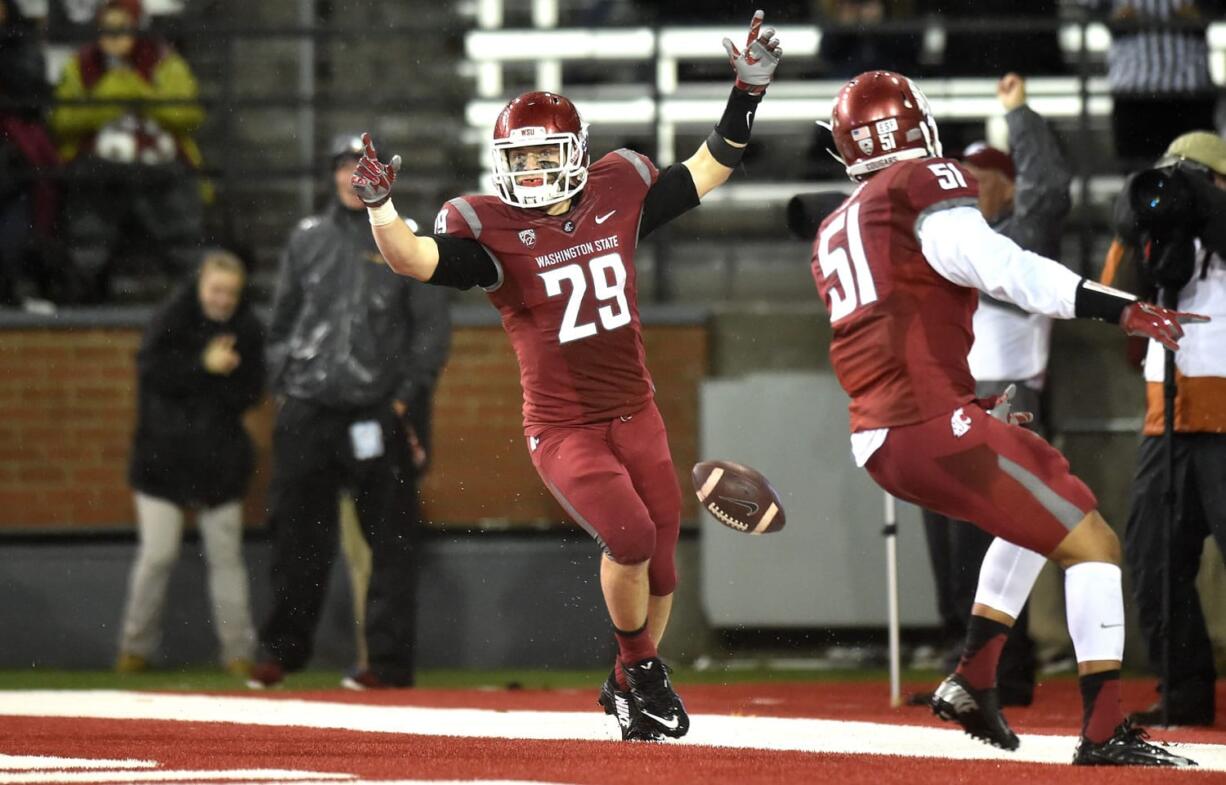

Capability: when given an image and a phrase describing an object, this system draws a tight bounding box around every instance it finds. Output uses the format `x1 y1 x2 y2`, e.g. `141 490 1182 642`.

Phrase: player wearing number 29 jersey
808 70 1207 768
349 10 784 745
434 150 657 428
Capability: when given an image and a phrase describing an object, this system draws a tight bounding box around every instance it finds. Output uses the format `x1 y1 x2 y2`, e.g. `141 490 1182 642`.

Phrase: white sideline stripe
0 757 154 771
0 692 1222 772
0 770 351 784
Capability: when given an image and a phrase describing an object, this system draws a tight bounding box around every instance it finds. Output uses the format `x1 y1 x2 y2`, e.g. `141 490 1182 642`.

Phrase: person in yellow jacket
50 0 205 302
1102 130 1226 727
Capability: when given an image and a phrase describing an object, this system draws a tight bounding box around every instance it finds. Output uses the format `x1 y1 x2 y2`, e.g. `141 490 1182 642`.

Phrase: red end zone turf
1 680 1222 785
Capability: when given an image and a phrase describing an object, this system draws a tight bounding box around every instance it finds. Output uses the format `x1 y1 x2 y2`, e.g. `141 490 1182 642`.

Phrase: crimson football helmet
827 71 942 180
491 91 589 208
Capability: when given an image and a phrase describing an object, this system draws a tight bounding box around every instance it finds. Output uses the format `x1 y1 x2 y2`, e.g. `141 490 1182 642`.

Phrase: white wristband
367 200 399 227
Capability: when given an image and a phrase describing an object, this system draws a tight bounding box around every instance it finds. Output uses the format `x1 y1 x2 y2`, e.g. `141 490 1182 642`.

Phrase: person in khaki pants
117 250 263 675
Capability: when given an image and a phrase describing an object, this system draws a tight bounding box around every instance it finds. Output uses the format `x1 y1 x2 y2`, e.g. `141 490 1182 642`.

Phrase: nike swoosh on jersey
595 211 616 224
719 496 760 516
641 710 680 730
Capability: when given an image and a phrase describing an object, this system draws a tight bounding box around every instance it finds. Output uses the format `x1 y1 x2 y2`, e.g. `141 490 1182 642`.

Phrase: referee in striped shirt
1081 0 1220 165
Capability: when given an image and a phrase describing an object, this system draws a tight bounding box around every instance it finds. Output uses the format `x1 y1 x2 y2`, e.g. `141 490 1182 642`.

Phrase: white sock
1064 562 1125 663
972 537 1046 619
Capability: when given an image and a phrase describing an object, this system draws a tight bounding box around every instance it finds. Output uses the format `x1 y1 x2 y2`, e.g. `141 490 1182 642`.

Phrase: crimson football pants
528 400 681 596
866 402 1097 556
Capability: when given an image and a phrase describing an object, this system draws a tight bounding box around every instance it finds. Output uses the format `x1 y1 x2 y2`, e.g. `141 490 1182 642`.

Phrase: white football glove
722 10 782 95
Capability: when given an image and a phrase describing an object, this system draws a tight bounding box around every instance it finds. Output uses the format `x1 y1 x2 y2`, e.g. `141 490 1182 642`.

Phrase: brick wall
0 323 706 531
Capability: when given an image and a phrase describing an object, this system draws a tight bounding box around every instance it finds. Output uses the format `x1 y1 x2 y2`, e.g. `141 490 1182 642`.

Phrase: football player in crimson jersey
350 12 781 742
812 71 1207 766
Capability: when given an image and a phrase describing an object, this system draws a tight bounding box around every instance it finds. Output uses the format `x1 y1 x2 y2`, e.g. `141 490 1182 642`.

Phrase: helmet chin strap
815 119 846 171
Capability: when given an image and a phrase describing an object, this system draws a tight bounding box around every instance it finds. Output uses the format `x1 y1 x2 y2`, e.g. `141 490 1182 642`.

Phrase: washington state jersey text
437 150 658 428
812 158 982 432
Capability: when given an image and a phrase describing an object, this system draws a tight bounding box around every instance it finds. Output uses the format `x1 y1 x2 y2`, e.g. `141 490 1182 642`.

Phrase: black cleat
1073 720 1197 766
623 657 690 739
930 673 1019 751
598 669 662 741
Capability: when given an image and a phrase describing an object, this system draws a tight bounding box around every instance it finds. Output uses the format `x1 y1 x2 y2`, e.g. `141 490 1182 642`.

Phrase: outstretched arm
918 206 1208 350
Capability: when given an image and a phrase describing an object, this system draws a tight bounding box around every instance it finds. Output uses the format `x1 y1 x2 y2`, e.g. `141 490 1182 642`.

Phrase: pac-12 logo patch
518 229 537 247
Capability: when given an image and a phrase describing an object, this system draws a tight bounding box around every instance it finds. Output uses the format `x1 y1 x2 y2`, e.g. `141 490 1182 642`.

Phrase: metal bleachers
451 5 1226 288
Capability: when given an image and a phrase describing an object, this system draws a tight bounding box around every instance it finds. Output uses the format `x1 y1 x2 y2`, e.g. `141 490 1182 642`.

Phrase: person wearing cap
247 133 451 690
916 73 1074 707
1101 130 1226 727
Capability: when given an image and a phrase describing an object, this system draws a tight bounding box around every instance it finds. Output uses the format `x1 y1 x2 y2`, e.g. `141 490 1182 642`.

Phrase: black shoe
930 673 1019 750
1073 720 1198 766
1127 702 1214 727
598 669 661 741
623 657 690 739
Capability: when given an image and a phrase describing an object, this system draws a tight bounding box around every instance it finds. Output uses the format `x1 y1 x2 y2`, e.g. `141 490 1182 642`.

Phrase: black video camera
1123 160 1220 292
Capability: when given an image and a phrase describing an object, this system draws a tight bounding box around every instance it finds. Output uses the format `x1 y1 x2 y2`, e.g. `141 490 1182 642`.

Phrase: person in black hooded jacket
117 250 264 676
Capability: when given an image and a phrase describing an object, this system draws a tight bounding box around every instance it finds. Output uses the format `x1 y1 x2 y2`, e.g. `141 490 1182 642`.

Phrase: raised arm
352 134 498 290
638 11 781 239
683 9 782 197
350 134 440 281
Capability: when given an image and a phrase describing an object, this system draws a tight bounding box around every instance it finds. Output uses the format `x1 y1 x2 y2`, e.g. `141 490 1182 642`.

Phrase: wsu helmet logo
518 229 537 247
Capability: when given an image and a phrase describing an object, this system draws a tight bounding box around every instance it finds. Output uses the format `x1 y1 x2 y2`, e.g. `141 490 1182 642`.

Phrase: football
692 459 786 535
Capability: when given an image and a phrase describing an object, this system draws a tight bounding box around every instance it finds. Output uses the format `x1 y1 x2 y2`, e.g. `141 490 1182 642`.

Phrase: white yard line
0 691 1220 771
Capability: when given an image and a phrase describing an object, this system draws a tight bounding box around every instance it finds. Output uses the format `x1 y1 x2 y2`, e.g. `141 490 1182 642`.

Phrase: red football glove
976 383 1033 426
350 132 402 207
722 9 782 95
1119 301 1210 352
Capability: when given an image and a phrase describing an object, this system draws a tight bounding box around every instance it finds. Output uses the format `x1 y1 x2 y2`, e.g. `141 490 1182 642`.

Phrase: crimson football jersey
812 157 982 432
436 150 659 428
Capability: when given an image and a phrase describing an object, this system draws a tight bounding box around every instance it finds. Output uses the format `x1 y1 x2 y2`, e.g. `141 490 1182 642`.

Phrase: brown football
692 459 786 535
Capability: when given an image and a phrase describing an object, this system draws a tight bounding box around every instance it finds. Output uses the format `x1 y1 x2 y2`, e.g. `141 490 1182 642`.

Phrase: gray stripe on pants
997 455 1084 530
543 476 611 556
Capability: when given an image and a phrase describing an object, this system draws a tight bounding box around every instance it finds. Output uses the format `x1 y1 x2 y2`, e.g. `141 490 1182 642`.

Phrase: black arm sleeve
426 235 500 290
1074 278 1135 323
638 164 701 240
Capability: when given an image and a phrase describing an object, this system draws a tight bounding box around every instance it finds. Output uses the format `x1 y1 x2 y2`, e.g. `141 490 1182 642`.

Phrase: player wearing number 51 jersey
349 11 782 743
812 71 1207 766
